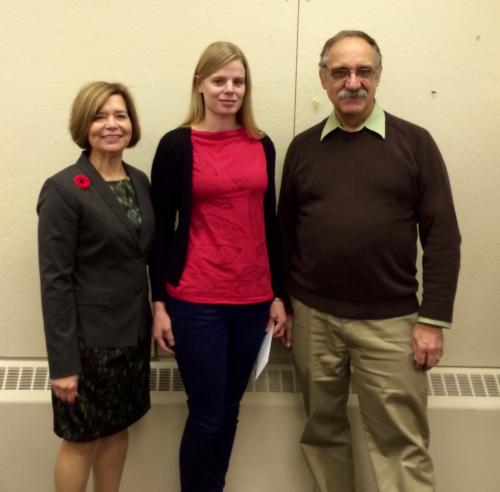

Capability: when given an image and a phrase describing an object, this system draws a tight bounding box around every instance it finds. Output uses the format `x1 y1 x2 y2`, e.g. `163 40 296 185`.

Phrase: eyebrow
330 64 374 69
96 109 128 114
210 75 245 79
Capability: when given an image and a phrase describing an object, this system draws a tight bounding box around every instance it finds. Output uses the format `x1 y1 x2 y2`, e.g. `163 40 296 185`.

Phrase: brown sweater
278 112 461 321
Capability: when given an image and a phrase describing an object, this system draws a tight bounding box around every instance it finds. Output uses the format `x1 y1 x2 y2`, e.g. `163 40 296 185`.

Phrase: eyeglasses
326 66 378 81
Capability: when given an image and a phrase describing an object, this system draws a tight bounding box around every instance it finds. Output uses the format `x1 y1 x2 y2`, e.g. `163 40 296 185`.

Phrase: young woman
150 41 287 491
37 81 154 492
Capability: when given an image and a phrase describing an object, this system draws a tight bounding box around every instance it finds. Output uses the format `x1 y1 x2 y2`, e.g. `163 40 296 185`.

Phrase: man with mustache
278 31 460 492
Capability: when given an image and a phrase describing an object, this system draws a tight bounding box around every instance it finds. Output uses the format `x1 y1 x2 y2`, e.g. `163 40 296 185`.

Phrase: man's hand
412 323 443 370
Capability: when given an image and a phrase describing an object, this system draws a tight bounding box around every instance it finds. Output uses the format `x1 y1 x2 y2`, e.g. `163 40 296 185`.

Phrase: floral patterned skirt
52 337 151 442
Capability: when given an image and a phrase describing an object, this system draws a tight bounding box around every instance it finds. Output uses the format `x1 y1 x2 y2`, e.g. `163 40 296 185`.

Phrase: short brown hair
69 81 141 149
182 41 263 139
319 30 382 68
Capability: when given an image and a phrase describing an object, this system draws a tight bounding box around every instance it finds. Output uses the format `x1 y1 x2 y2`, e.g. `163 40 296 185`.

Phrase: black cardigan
149 127 283 302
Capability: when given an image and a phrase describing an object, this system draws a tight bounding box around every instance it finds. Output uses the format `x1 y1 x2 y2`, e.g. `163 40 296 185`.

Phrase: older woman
37 81 154 492
150 41 288 491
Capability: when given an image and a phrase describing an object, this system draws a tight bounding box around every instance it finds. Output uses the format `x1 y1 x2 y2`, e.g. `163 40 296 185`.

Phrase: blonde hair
182 41 263 139
69 81 141 149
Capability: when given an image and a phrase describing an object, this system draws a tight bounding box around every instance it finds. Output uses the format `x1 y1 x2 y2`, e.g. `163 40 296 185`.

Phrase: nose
344 72 362 89
105 116 118 128
223 81 235 93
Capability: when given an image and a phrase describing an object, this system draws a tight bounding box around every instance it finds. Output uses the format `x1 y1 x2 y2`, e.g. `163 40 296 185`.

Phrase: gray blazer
37 152 155 378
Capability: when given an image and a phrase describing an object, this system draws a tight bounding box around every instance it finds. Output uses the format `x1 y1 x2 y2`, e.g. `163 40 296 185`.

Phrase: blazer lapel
125 164 155 254
75 153 142 250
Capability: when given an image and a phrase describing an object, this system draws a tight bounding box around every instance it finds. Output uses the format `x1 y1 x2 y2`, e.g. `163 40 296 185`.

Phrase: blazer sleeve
37 178 82 378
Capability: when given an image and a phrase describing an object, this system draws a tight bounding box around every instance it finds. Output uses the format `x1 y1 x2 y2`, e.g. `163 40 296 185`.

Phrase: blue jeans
166 297 270 492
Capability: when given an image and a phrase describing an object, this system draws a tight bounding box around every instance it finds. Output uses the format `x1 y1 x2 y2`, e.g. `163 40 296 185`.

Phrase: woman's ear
195 75 203 93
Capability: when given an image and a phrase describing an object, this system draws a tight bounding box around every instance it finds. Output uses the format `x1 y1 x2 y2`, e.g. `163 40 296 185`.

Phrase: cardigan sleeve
149 130 194 300
277 136 300 309
261 135 285 299
37 178 82 378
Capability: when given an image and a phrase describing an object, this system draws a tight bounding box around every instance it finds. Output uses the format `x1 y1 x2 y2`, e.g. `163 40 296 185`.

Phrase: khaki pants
292 297 434 492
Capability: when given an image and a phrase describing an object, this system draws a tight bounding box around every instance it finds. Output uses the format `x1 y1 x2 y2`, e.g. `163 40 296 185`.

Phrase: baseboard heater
1 360 499 492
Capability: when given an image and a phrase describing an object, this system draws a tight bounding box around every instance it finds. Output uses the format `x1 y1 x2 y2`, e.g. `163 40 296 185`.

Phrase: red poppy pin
74 175 90 189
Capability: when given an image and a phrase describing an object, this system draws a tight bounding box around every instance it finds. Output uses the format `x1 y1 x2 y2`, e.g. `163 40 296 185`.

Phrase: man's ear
319 68 328 90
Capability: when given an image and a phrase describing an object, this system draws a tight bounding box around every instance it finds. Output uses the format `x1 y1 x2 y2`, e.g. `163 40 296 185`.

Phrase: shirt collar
320 103 386 140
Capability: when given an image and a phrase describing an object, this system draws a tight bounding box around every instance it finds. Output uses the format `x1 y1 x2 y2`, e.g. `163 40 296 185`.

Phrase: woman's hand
51 375 79 404
282 316 292 349
266 298 287 343
153 301 175 355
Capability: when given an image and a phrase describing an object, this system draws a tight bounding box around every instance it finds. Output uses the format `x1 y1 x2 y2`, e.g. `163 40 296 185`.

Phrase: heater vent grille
1 362 499 397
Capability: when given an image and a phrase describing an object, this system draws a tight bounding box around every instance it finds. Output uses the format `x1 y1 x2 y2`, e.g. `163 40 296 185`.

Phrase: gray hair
319 30 382 68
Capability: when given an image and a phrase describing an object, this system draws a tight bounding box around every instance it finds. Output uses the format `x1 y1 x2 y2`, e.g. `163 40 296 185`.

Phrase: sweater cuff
417 316 452 329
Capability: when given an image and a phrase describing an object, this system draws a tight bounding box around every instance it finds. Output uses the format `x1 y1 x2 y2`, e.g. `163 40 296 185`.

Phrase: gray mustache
338 89 368 99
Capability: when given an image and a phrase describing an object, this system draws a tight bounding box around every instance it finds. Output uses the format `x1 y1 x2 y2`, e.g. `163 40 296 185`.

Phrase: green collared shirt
320 104 451 329
321 103 386 140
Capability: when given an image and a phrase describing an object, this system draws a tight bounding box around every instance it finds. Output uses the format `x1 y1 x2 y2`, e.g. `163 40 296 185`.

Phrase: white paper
255 327 273 380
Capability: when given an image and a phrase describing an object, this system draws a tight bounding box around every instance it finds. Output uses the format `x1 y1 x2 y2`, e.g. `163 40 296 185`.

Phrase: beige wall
1 0 499 366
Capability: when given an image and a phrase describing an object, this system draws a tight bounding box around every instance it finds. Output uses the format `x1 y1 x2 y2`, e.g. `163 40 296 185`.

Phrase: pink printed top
167 129 273 304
